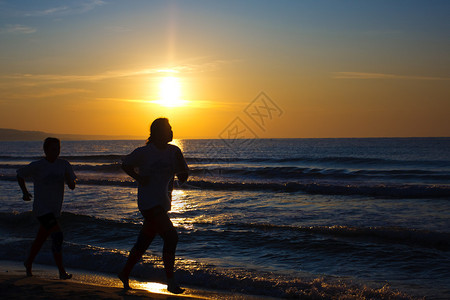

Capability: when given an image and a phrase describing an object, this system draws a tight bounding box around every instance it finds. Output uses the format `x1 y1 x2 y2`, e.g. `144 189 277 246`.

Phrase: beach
1 260 266 299
0 260 414 300
1 270 186 300
0 274 177 300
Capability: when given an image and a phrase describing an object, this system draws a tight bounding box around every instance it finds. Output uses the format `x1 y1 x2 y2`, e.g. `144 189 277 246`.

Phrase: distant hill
0 128 144 141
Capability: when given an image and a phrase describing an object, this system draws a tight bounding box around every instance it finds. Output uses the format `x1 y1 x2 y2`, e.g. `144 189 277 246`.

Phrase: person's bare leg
156 214 184 294
24 225 51 276
164 250 184 294
53 251 72 279
48 225 72 279
118 222 155 290
118 248 143 290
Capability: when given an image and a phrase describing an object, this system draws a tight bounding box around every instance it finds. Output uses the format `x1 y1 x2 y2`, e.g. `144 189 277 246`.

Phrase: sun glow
155 76 188 107
136 282 169 294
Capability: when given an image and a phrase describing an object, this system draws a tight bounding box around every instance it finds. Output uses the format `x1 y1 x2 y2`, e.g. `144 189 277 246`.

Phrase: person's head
146 118 173 145
43 137 60 162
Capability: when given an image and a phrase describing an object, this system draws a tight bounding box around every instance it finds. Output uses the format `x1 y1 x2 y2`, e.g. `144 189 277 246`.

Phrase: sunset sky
1 0 449 138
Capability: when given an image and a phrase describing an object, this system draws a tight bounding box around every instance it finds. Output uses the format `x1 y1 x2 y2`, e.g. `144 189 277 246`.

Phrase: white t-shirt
17 158 76 217
122 143 188 212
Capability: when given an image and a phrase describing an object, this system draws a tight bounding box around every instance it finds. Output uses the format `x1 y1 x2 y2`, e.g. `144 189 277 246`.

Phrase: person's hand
67 178 76 190
22 192 32 201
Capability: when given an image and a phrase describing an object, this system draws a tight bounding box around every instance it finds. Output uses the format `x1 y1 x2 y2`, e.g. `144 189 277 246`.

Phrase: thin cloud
0 88 90 100
0 60 236 85
0 69 162 84
96 97 239 110
33 88 91 98
0 24 36 34
173 58 241 73
24 0 105 17
334 72 450 81
25 6 70 17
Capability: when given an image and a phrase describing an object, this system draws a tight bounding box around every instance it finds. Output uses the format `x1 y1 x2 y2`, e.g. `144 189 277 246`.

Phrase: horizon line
1 128 448 141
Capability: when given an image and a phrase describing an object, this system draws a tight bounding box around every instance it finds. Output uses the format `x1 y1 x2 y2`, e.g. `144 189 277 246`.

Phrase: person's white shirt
17 158 76 217
122 143 188 212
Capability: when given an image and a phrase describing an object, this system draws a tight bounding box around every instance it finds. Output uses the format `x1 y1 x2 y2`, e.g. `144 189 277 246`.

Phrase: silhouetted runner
118 118 189 294
17 137 76 280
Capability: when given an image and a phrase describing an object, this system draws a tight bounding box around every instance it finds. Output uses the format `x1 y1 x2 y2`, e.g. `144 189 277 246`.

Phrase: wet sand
0 260 266 300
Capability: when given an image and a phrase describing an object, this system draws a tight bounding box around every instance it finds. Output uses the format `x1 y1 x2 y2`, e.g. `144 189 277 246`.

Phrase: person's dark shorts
141 205 166 220
37 213 58 230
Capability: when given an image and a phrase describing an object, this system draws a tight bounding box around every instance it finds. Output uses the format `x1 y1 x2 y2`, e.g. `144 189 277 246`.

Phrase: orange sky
1 1 449 138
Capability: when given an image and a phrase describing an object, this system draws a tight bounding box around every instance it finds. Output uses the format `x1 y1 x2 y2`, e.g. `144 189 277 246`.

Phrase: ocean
0 138 449 299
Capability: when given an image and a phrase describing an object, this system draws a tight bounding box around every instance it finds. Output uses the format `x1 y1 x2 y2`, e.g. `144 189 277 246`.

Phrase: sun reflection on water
170 189 187 213
170 138 184 151
170 189 189 228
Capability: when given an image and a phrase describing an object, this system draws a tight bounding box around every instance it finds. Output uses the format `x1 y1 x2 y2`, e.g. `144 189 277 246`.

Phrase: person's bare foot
167 277 184 294
24 261 32 277
118 272 132 290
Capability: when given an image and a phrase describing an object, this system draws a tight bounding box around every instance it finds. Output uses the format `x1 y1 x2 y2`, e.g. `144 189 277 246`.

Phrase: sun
156 76 187 107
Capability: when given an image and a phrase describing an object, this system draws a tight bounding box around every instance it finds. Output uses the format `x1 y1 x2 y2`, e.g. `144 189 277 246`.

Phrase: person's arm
121 147 150 186
176 171 188 184
65 172 76 190
65 162 77 190
17 175 32 201
122 164 149 186
174 149 189 184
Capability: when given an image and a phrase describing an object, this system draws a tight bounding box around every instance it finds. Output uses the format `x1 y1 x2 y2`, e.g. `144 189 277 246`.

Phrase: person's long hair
146 118 170 145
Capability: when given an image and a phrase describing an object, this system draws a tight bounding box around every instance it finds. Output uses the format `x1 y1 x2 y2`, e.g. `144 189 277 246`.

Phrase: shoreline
0 274 183 300
0 260 268 300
